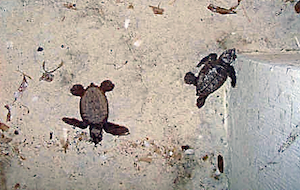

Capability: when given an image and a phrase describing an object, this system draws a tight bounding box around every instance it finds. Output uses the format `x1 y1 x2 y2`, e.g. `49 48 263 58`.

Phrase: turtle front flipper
196 95 208 108
70 84 85 97
104 122 130 136
196 53 218 67
62 117 89 129
227 65 236 87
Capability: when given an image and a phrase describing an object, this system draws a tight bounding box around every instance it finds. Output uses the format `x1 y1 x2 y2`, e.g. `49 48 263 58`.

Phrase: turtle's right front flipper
62 117 88 129
104 122 130 136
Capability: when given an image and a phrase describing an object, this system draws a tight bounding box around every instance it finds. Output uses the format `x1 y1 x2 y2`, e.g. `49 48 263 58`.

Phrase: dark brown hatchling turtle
62 80 129 145
184 48 237 108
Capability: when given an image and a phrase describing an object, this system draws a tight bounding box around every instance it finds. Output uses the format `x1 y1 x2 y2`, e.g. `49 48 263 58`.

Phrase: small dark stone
37 47 43 51
14 130 19 135
61 45 64 48
181 145 190 151
50 132 53 139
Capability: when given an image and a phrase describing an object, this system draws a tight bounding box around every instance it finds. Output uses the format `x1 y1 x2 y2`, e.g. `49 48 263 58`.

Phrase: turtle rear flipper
104 122 130 136
196 95 208 108
62 117 88 129
184 72 197 85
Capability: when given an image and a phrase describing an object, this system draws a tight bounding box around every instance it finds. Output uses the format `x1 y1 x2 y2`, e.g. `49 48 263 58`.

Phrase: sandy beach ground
0 0 299 189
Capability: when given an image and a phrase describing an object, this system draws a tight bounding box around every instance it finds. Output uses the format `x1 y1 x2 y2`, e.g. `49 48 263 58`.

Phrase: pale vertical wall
228 53 300 190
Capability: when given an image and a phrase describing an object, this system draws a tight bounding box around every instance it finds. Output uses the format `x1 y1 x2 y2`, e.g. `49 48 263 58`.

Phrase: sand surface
0 0 299 189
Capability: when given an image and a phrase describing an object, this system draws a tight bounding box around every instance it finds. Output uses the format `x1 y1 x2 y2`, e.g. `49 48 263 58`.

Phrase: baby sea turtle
184 48 237 108
62 80 129 145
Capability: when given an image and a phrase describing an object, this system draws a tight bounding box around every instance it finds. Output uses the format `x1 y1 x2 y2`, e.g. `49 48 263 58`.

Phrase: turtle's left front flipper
104 122 130 136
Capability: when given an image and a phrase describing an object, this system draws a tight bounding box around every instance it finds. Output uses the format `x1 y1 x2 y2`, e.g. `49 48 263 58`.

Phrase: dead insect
39 61 63 82
0 122 10 132
295 1 300 13
217 154 224 173
149 3 164 15
4 104 11 122
64 2 77 10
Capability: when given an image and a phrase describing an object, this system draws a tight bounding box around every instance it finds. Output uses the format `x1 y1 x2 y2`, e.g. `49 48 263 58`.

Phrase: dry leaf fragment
207 4 237 14
208 0 241 15
138 157 152 163
0 122 10 132
39 61 64 82
149 3 164 15
4 104 11 122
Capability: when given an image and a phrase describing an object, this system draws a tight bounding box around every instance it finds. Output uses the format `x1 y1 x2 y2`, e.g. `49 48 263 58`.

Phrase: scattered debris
124 18 130 29
260 125 300 171
184 149 195 155
295 1 300 13
64 2 77 10
202 154 209 161
61 139 69 153
207 0 241 15
149 3 164 15
0 123 9 132
0 132 12 143
39 61 64 82
217 154 224 173
128 3 134 9
4 105 11 122
14 70 32 102
60 128 69 153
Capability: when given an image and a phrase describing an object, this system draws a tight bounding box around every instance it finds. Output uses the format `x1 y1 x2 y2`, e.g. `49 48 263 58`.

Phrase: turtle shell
196 62 228 96
79 84 108 124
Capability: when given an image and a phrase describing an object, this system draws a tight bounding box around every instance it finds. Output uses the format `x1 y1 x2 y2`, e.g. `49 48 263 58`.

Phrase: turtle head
184 72 197 86
100 80 115 92
219 48 236 65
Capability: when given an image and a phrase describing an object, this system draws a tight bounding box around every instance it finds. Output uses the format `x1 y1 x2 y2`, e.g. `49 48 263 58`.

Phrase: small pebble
37 47 43 51
14 130 19 135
